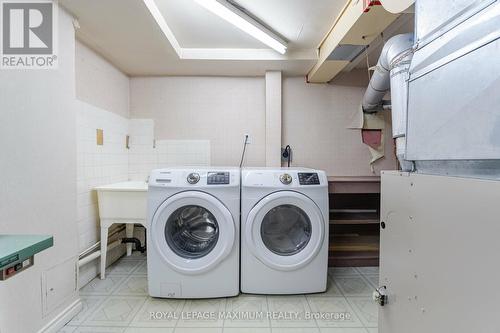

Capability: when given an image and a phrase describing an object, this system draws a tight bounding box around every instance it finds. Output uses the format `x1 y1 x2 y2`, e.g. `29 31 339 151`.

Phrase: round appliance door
245 191 325 271
151 191 235 275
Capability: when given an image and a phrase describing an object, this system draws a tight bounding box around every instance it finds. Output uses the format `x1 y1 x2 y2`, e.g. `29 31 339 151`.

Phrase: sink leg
100 226 108 280
126 223 134 256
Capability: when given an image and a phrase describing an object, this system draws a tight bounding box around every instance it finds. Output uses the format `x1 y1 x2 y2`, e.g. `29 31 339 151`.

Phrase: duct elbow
362 33 415 113
380 33 415 72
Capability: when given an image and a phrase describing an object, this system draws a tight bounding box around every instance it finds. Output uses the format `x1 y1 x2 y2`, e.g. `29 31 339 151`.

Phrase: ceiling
60 0 347 77
353 14 414 70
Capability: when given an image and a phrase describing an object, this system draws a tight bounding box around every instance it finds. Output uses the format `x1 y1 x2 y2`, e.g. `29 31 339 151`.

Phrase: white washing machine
147 167 240 298
241 168 329 294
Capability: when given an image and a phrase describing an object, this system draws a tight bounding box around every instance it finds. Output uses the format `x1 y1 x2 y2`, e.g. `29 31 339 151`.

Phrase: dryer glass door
261 204 312 256
245 191 325 271
151 191 235 275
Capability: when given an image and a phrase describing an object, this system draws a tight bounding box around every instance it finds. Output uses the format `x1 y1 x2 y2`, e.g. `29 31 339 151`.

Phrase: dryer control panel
298 173 320 185
242 169 327 188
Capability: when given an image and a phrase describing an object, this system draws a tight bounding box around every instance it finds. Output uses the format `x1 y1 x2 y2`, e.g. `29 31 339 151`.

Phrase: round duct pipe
362 33 414 113
362 33 415 171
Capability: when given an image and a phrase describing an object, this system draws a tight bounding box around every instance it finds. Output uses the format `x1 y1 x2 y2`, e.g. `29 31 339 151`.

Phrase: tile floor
60 253 379 333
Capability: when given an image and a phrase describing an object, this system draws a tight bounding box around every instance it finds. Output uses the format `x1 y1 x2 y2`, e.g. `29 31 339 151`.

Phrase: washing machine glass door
246 191 325 271
152 191 235 275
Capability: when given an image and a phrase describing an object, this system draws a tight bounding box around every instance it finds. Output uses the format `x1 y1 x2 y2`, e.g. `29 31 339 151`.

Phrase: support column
265 71 282 167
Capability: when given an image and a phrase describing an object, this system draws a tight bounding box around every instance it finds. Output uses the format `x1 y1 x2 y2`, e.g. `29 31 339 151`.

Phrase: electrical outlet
244 134 251 144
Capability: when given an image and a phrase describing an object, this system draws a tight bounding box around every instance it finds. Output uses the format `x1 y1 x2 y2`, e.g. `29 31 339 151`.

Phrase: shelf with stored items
328 176 381 267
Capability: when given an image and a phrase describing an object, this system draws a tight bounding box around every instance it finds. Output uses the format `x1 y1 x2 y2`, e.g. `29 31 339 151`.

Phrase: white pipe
362 33 414 113
79 242 100 259
79 225 126 259
78 240 122 268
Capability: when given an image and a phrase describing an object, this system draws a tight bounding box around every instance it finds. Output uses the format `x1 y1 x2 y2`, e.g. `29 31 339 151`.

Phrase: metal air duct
362 33 415 171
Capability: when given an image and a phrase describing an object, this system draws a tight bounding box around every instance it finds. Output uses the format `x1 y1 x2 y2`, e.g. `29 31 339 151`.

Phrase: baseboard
38 298 82 333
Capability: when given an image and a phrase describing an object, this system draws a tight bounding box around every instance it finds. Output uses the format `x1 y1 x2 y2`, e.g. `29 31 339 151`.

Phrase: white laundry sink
94 181 148 279
95 181 148 220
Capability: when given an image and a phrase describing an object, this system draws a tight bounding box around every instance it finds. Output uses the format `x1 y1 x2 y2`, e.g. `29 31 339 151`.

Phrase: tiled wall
76 101 130 287
156 140 211 167
76 109 211 286
128 119 210 181
75 44 210 288
76 101 129 250
75 40 132 288
127 119 155 182
76 114 210 250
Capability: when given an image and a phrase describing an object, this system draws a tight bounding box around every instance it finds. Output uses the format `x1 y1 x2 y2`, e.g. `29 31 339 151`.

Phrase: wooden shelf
330 219 380 225
327 177 381 267
329 234 380 267
331 210 380 225
328 176 381 194
327 176 381 182
329 251 380 267
330 235 379 251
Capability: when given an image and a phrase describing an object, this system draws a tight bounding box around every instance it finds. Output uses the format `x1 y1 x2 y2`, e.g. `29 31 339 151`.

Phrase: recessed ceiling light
194 0 287 54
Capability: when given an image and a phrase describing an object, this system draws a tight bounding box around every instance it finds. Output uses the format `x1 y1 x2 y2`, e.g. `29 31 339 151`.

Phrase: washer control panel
207 172 230 185
298 172 320 185
150 169 239 187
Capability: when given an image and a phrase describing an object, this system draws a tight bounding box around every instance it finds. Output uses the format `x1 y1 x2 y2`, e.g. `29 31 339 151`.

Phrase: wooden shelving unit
328 176 381 267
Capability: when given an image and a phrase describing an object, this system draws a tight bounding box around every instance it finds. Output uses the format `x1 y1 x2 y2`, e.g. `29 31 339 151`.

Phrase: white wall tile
127 119 211 181
76 101 130 287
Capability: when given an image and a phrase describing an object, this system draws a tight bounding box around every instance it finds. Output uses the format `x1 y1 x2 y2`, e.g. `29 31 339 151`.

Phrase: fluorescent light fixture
195 0 287 54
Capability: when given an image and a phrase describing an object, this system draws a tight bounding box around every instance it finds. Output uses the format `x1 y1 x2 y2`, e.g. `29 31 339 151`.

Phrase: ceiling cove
143 0 317 61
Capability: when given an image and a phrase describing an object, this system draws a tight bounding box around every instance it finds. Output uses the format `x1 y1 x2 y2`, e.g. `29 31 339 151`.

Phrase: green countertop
0 235 53 269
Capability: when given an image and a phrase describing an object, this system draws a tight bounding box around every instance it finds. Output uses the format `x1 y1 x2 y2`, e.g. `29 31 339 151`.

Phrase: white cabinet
379 171 500 332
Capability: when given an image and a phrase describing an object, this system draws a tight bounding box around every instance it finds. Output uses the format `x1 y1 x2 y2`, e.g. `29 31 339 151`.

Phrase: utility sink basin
94 181 148 279
95 181 148 220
